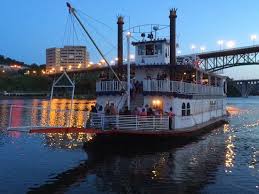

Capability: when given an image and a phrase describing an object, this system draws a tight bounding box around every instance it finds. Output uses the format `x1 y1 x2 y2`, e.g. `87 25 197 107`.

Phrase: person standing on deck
109 103 118 129
90 105 98 127
168 107 175 130
139 108 147 116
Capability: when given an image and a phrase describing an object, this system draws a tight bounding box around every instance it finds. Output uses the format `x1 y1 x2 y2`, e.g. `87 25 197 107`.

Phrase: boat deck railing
143 80 223 96
87 113 170 131
96 80 224 96
6 105 170 132
96 81 127 92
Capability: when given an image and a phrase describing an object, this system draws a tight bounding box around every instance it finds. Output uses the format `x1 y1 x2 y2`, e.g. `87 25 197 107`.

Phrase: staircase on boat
130 94 144 110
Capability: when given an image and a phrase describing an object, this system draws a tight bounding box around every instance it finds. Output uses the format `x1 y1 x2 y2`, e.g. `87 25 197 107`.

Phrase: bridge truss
198 45 259 72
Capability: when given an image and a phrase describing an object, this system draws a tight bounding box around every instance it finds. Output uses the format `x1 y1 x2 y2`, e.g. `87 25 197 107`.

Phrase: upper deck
96 80 225 97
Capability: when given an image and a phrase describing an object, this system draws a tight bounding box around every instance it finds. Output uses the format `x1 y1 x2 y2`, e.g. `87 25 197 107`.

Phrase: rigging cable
67 2 125 91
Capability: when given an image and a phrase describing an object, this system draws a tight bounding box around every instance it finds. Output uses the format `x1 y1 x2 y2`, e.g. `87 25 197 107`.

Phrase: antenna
153 26 159 39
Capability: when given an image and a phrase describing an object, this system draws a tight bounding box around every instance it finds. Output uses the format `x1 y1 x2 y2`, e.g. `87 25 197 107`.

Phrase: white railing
143 80 224 96
87 113 170 131
96 81 127 92
6 105 170 131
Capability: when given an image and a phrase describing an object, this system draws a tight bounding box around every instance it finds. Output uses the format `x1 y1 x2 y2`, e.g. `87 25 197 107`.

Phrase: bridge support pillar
230 80 259 97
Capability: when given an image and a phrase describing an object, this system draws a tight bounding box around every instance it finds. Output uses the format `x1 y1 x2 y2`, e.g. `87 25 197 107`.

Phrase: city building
46 46 90 73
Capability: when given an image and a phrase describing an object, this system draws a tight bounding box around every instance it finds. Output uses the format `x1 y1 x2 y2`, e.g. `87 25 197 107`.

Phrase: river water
0 98 259 194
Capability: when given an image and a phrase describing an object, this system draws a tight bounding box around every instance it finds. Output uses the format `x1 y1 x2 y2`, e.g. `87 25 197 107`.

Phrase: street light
250 34 257 45
226 41 235 49
100 59 106 64
190 44 196 53
217 40 224 50
130 54 135 60
200 46 206 53
110 60 115 65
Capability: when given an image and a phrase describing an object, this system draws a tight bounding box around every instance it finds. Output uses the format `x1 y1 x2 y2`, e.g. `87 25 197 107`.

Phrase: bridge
198 45 259 72
48 44 259 76
228 79 259 97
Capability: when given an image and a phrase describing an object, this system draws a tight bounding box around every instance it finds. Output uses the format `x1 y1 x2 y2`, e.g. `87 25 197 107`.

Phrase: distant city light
110 60 115 65
115 57 118 61
130 54 135 60
89 61 94 65
100 59 105 64
226 41 236 49
68 65 72 70
177 50 182 55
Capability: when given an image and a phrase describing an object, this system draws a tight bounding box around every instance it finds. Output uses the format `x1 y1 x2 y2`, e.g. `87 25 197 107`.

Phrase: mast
66 2 124 88
126 32 131 109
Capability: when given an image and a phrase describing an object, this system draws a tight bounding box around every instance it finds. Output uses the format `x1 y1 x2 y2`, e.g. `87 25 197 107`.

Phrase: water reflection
27 128 227 194
44 133 95 150
3 98 259 193
0 99 95 129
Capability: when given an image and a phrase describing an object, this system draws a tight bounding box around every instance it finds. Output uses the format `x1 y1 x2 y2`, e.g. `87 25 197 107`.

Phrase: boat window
182 103 186 116
165 48 168 57
138 45 145 55
155 44 162 55
187 103 191 116
146 44 155 55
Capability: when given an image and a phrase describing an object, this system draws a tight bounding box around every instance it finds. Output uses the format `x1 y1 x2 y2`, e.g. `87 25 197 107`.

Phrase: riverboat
75 6 228 149
25 3 228 150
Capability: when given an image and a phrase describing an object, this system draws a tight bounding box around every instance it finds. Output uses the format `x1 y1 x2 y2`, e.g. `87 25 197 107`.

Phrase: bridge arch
198 45 259 72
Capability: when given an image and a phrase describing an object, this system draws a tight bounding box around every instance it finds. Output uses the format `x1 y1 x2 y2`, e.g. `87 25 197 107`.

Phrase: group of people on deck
156 72 168 80
90 103 175 130
91 103 175 117
90 103 118 116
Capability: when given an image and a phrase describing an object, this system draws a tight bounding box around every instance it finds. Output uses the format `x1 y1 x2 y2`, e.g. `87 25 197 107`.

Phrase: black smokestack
169 9 177 77
117 16 124 77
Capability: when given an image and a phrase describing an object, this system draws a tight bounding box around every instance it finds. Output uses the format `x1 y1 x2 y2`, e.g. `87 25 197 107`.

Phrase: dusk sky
1 0 259 79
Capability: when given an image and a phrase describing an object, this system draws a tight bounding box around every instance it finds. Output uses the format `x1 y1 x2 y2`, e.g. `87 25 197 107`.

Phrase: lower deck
30 116 227 135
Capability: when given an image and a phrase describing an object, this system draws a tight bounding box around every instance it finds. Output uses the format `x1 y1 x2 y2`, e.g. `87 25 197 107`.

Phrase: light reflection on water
0 99 95 129
1 98 259 193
